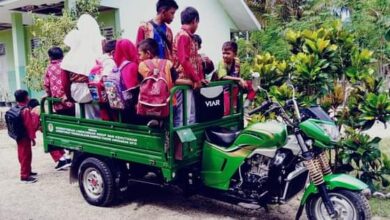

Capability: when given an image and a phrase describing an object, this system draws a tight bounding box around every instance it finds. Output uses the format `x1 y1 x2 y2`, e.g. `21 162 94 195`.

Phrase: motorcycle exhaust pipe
238 202 261 210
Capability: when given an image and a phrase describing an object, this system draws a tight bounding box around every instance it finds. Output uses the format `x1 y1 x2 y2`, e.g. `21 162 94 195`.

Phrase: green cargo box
41 81 243 182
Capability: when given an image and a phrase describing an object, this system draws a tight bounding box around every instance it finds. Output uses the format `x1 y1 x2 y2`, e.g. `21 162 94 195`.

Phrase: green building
0 0 260 101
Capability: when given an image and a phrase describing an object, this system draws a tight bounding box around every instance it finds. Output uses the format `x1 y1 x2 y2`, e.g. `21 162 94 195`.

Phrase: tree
243 5 390 189
25 0 101 91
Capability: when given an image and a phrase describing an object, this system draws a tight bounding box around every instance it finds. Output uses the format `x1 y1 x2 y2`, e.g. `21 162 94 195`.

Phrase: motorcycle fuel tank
232 121 288 149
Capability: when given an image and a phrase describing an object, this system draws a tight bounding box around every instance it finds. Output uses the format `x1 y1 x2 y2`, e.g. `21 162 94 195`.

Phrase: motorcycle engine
238 153 272 199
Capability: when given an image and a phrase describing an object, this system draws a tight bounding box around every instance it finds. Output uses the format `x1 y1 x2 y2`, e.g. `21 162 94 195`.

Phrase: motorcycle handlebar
248 101 273 116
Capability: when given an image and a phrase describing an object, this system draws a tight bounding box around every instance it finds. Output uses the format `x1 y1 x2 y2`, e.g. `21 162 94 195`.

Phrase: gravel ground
0 129 385 220
0 129 306 220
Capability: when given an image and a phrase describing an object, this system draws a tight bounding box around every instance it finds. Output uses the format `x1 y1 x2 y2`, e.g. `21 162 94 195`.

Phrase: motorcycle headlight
319 123 340 142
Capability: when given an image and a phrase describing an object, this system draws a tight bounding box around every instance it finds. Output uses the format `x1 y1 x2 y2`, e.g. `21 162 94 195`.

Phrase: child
43 47 74 116
137 39 192 121
217 41 247 115
95 40 117 121
113 39 139 123
136 0 179 60
28 99 71 170
61 14 103 120
217 41 246 86
7 90 37 183
173 7 208 126
99 39 117 78
193 34 215 81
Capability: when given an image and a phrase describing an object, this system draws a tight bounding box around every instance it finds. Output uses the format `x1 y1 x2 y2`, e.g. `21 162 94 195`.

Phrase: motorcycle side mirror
284 76 301 121
251 72 261 92
285 74 296 99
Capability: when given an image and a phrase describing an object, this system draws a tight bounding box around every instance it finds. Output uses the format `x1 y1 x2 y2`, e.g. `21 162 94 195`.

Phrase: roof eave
218 0 261 31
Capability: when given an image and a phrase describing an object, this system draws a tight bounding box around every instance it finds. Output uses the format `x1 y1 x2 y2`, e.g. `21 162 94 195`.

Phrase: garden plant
244 0 390 191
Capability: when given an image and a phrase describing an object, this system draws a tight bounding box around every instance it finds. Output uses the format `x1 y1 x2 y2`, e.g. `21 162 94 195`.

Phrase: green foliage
269 83 293 103
248 112 277 125
240 61 253 80
25 0 101 91
337 128 390 190
252 53 290 90
290 52 331 98
345 0 390 50
320 82 345 112
242 12 390 189
249 18 291 60
70 0 100 18
360 93 390 125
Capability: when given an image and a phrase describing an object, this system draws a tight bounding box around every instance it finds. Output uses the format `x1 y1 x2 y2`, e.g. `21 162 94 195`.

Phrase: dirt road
0 129 383 220
0 129 307 220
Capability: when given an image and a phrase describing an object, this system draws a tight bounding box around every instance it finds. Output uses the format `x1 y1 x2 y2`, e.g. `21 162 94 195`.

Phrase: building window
101 26 114 40
31 38 41 55
0 43 5 56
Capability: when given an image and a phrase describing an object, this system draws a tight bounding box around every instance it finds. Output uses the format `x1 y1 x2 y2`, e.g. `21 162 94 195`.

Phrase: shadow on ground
115 183 301 220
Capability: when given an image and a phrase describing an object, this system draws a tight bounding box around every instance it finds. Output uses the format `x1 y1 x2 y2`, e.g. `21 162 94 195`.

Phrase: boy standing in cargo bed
173 7 208 126
5 90 37 183
136 0 178 60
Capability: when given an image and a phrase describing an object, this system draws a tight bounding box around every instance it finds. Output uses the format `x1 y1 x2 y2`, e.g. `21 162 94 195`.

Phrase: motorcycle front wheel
305 189 371 220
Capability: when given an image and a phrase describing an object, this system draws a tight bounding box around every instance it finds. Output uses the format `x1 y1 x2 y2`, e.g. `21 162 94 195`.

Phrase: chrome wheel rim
313 192 357 220
83 167 104 200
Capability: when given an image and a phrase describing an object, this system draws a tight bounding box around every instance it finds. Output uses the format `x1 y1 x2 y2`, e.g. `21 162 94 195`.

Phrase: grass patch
370 198 390 217
370 138 390 217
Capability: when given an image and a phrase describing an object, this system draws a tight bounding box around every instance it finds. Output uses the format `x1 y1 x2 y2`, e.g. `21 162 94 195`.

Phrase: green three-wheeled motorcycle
41 81 371 219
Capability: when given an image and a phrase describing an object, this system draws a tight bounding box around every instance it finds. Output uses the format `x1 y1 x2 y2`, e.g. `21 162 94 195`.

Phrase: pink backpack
137 60 170 118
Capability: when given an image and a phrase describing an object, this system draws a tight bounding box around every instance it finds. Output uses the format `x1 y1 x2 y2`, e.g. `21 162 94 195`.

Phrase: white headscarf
61 14 104 75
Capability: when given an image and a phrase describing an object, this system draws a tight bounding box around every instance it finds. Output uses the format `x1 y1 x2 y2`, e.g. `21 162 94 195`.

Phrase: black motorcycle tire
78 157 116 207
305 189 371 220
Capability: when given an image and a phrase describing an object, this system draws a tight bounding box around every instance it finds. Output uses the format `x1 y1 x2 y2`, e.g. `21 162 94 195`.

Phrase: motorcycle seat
205 126 240 148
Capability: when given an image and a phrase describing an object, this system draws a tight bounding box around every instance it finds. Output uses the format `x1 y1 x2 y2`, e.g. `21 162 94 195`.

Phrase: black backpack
5 105 27 141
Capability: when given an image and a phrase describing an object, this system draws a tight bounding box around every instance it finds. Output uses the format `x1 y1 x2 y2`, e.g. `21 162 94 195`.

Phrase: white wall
115 0 237 65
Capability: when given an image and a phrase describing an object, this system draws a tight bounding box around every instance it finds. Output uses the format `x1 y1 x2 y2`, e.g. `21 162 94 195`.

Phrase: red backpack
137 59 170 118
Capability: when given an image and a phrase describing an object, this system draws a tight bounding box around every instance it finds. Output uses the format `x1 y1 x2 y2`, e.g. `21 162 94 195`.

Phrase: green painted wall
0 26 41 99
98 10 117 38
99 10 116 29
0 29 15 68
0 29 16 97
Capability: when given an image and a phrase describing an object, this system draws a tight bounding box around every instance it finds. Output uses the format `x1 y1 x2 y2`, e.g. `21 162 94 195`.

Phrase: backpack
89 60 104 82
88 59 114 103
103 61 130 110
5 105 27 141
137 60 170 118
